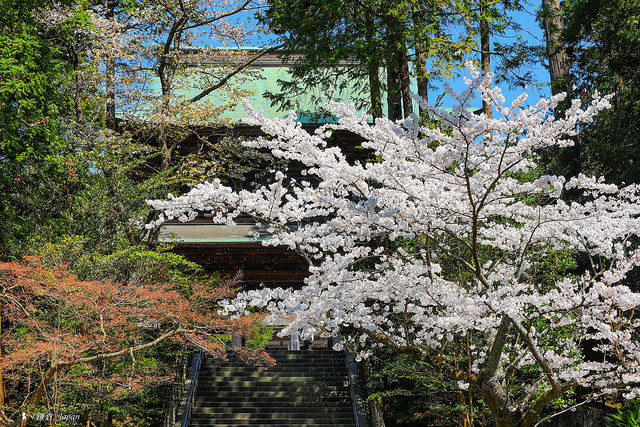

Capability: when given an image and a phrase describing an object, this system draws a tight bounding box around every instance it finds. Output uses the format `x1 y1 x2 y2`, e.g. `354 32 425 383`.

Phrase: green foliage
606 400 640 427
261 0 474 116
366 352 476 426
176 136 284 187
42 341 188 426
0 0 272 425
0 0 75 161
244 323 274 350
26 238 231 426
547 0 640 185
37 235 218 290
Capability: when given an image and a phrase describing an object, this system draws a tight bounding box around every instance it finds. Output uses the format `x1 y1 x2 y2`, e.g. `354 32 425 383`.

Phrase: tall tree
479 0 493 118
150 68 640 427
0 0 73 161
546 0 640 185
89 0 281 169
541 0 570 95
0 255 267 426
470 0 529 118
261 0 474 121
0 0 88 259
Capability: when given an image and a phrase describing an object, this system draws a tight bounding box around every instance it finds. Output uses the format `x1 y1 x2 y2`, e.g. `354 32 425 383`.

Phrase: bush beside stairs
189 349 357 426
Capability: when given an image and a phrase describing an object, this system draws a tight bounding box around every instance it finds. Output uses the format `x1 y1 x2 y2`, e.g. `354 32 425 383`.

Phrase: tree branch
181 0 255 31
509 317 559 393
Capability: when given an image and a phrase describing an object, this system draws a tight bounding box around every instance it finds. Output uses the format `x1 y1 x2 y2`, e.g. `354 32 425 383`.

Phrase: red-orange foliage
0 256 268 426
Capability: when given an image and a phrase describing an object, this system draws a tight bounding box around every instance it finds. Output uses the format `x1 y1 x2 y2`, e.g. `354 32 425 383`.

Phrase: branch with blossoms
149 64 640 426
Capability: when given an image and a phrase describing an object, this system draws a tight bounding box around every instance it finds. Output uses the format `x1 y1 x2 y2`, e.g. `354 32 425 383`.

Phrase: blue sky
439 1 552 110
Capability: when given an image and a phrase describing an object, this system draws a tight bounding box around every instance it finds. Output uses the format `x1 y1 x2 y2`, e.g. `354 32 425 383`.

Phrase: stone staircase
189 349 356 426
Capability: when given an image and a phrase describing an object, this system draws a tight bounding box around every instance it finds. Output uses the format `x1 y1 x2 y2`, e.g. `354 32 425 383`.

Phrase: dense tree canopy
150 68 640 426
261 0 479 120
546 0 640 186
0 253 269 426
0 0 276 424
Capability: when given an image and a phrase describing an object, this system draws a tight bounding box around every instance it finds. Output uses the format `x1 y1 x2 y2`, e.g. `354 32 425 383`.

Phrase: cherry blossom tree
89 0 281 168
30 0 283 246
36 0 278 130
148 66 640 426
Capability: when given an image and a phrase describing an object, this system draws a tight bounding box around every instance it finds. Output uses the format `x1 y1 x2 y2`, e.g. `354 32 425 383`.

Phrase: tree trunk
388 14 412 119
480 0 492 119
386 66 402 121
412 8 429 122
16 362 65 427
105 0 116 130
387 35 402 121
397 36 413 120
542 0 570 95
478 316 514 426
385 19 402 121
366 12 382 120
105 57 116 130
0 303 11 427
417 49 428 106
369 64 382 120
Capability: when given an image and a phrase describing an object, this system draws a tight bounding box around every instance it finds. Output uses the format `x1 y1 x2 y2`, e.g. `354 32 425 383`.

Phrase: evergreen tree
261 0 476 120
547 0 640 185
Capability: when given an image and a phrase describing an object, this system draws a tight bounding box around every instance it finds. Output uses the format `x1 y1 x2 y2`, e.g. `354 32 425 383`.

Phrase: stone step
210 352 345 362
196 381 349 388
218 352 343 359
192 396 352 405
192 407 352 415
197 384 348 392
195 388 349 396
210 352 343 358
191 405 352 414
198 371 348 380
190 422 355 427
191 414 354 422
205 364 346 370
227 349 344 358
189 350 355 426
204 361 346 368
202 364 347 371
194 390 350 399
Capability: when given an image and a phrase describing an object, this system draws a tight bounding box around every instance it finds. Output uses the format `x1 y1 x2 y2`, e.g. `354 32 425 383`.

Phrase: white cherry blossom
149 66 640 426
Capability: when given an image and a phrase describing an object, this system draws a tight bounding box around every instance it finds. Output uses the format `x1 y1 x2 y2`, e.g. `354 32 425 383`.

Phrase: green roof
158 223 271 244
141 51 423 123
131 50 480 124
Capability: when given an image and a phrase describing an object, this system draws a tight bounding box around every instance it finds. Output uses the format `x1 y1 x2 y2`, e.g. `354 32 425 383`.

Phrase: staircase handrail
344 347 370 427
179 350 204 427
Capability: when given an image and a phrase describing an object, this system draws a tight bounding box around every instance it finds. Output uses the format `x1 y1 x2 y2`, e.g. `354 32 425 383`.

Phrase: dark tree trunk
366 12 382 119
480 0 492 118
542 0 570 95
412 9 429 121
398 36 413 119
369 63 382 119
387 14 412 120
385 17 402 121
417 50 428 105
386 65 402 121
105 0 116 130
385 26 402 121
